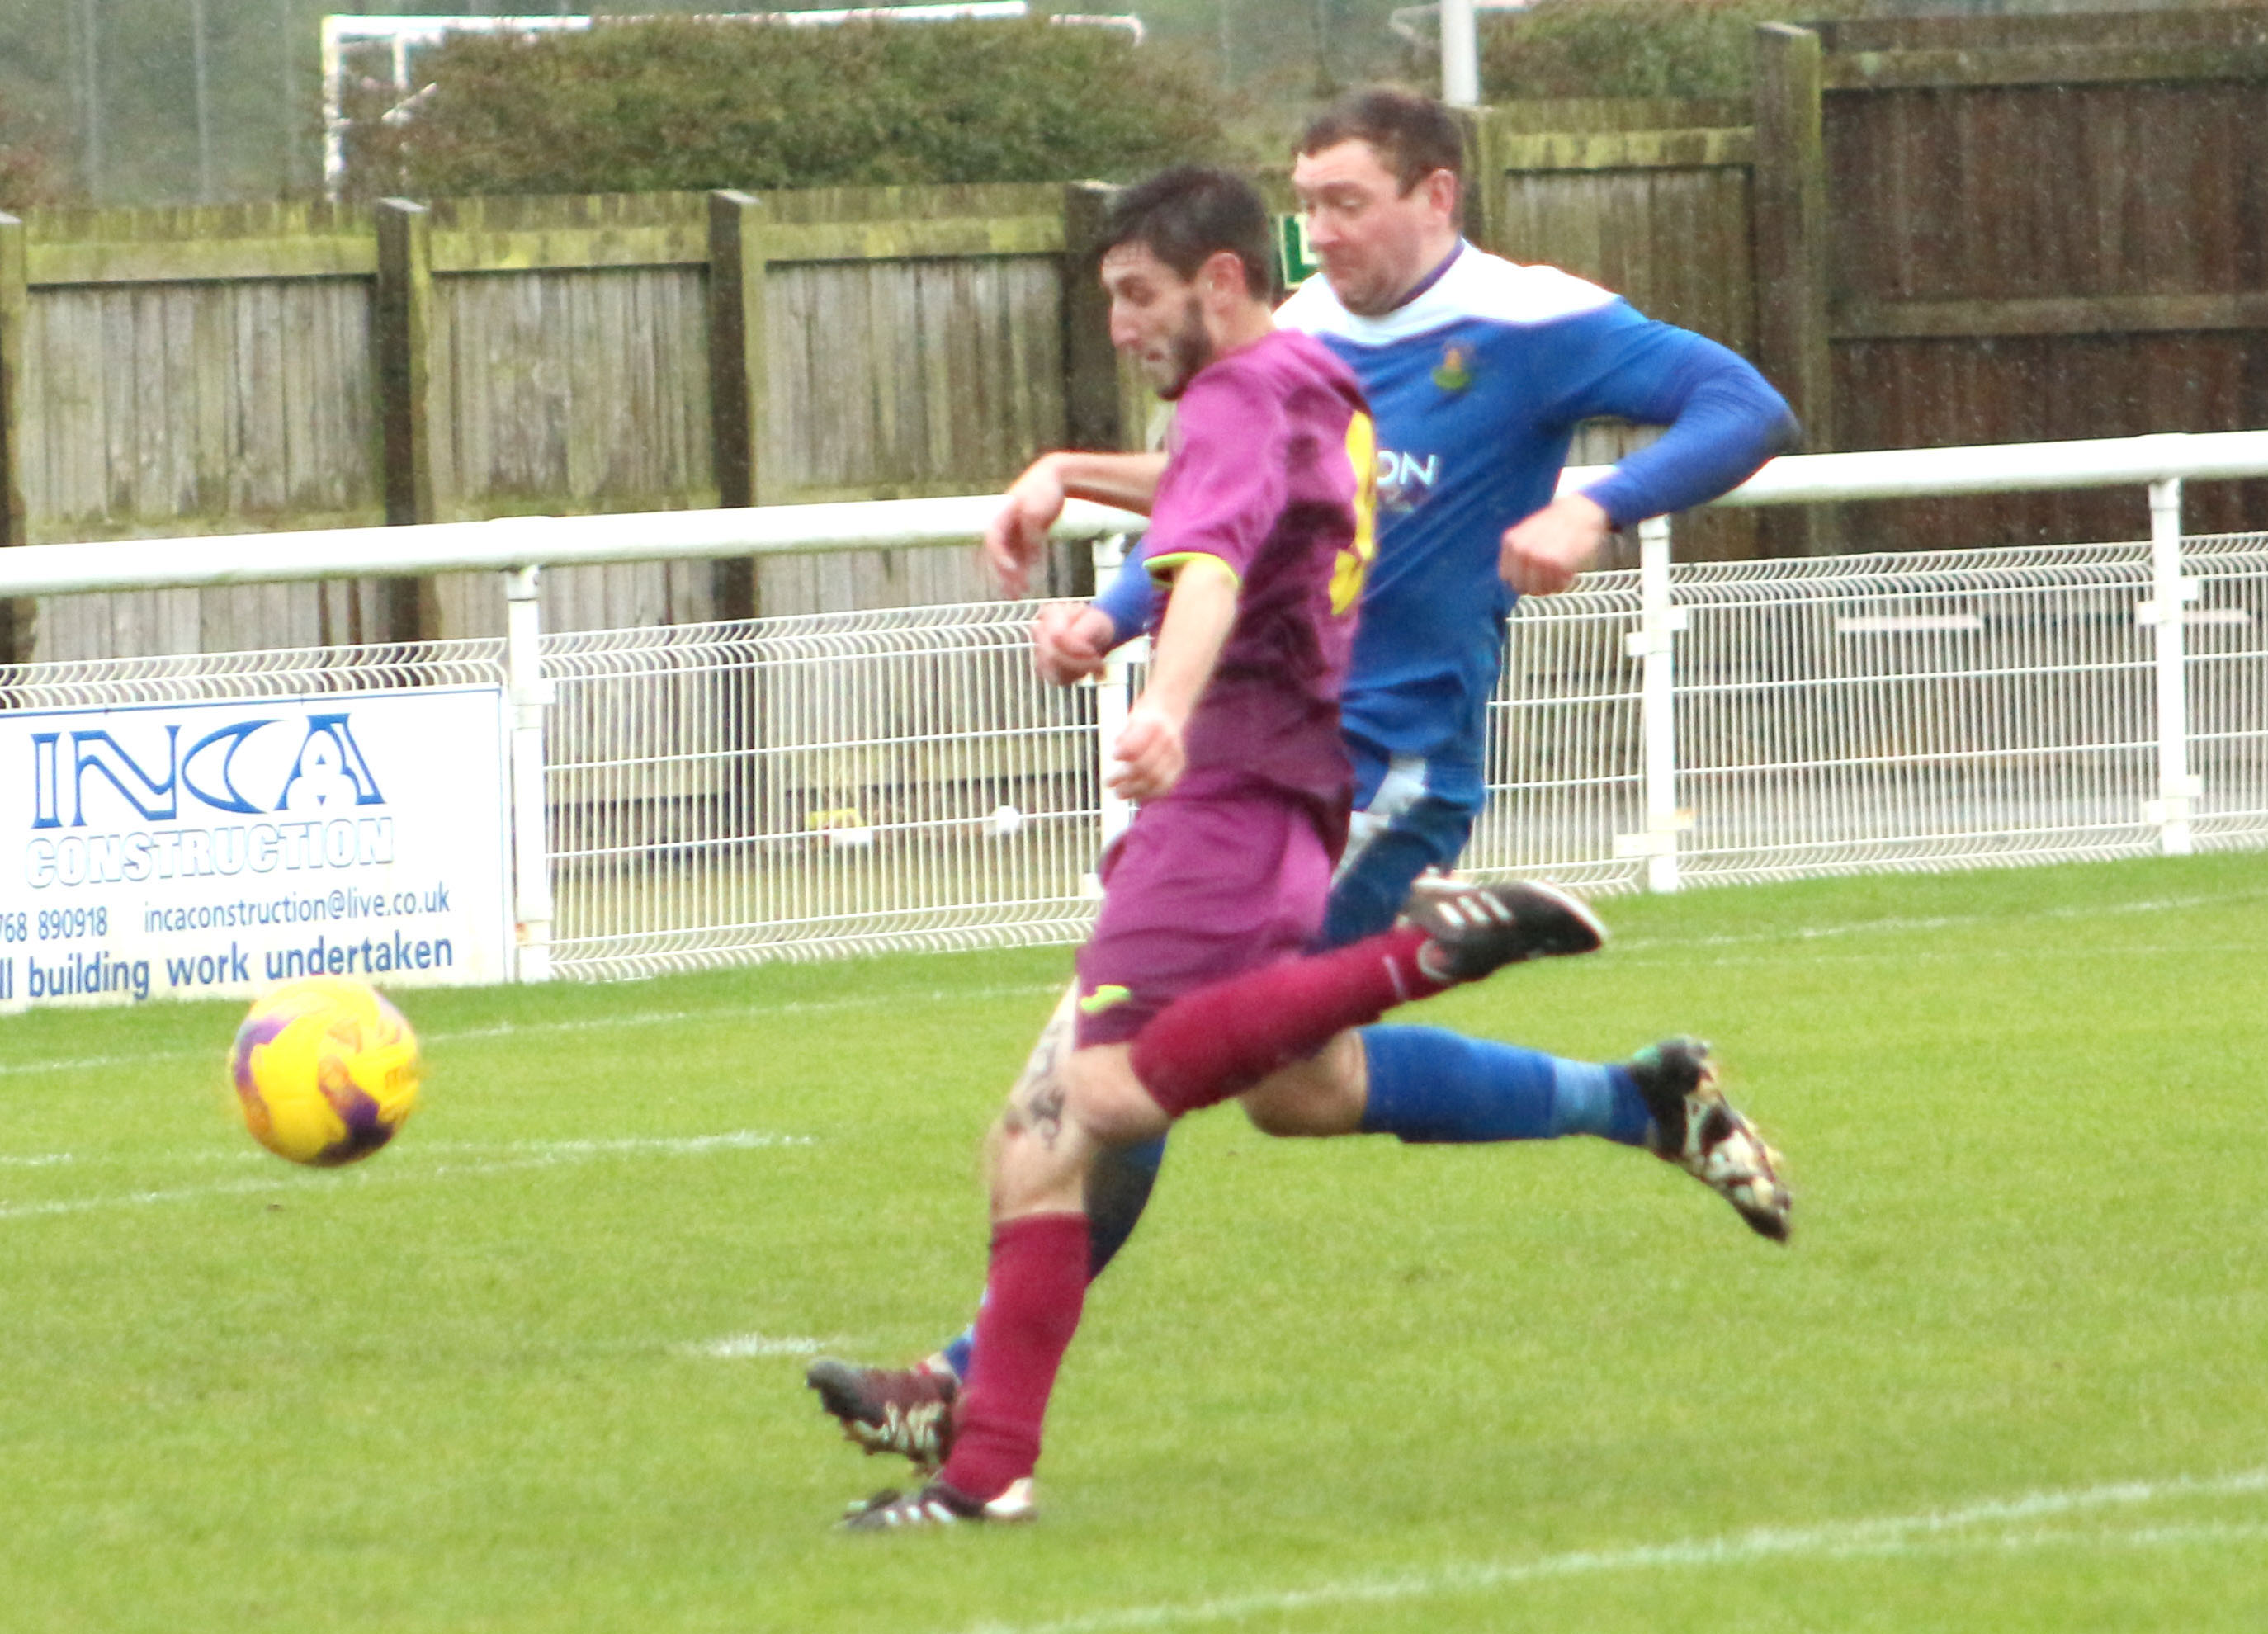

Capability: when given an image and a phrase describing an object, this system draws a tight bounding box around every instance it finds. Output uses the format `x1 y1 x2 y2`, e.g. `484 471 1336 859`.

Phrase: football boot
806 1356 957 1471
1627 1037 1792 1242
1403 878 1607 984
839 1478 1036 1531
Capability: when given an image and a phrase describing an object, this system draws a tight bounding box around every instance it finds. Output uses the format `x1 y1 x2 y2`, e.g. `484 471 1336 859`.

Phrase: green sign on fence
1276 214 1319 289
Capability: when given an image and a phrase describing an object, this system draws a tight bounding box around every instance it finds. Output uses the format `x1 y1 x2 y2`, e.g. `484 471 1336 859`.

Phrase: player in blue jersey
808 90 1799 1476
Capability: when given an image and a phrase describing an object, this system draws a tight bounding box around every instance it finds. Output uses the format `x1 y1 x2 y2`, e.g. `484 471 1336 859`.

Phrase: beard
1152 300 1216 400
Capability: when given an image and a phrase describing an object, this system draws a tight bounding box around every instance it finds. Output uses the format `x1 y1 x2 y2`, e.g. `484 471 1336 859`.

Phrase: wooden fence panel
23 276 385 659
1812 11 2268 550
742 188 1073 616
17 52 2268 659
756 251 1068 613
425 261 717 640
13 204 387 661
2 187 1098 656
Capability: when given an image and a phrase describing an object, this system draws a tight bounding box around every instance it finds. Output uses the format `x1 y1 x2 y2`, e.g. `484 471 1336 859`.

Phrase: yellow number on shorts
1331 412 1378 616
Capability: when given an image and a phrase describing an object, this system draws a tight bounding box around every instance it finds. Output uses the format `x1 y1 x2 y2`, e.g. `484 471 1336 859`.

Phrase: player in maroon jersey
839 164 1603 1530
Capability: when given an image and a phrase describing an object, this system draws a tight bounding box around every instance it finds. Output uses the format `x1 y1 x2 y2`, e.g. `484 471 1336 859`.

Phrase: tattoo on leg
1002 1004 1075 1149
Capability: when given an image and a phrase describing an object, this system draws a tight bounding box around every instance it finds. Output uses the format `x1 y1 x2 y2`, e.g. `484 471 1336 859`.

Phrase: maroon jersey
1072 329 1375 1050
1138 327 1374 812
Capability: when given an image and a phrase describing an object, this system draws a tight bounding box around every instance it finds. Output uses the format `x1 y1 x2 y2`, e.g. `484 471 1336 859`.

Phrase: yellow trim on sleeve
1330 411 1378 616
1144 551 1242 591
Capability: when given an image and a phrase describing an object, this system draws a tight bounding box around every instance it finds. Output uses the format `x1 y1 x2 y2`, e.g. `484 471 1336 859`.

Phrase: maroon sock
1131 924 1448 1119
937 1211 1089 1503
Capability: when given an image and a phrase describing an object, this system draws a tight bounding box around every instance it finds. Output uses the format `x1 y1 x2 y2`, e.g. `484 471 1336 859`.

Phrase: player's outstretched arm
984 451 1168 597
1504 305 1798 598
1500 491 1612 597
1107 556 1237 802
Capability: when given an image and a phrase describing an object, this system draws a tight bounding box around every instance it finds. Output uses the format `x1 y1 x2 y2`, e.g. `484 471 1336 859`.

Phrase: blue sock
940 1325 975 1380
1357 1025 1655 1146
1085 1134 1167 1275
935 1133 1168 1382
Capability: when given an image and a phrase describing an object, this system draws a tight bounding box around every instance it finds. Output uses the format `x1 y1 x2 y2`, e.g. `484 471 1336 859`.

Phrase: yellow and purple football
229 977 422 1166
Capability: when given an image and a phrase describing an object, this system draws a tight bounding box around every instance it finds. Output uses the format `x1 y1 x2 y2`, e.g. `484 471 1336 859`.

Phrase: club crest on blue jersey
1431 344 1474 394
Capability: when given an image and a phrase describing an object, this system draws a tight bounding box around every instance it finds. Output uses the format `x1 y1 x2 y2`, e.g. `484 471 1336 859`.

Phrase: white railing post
1089 534 1139 876
504 565 556 978
2141 477 2200 856
1617 516 1687 891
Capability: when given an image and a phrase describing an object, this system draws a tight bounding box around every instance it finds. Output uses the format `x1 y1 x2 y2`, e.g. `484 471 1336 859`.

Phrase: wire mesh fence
541 604 1104 978
4 534 2261 984
0 641 503 711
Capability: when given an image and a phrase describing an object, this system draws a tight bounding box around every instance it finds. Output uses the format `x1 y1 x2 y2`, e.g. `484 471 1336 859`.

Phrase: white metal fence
542 605 1106 977
1470 531 2268 895
2 435 2265 985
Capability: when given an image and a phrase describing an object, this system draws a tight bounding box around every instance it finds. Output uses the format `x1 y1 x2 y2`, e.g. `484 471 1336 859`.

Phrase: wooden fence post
374 197 436 637
707 188 769 621
0 212 26 663
1754 23 1838 554
1451 106 1507 257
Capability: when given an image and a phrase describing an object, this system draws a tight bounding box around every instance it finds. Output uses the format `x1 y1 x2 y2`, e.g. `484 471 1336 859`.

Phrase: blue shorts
1320 740 1484 947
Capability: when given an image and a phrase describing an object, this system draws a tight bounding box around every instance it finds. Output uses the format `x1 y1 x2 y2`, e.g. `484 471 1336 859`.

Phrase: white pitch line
0 1046 211 1079
0 1128 812 1222
961 1467 2268 1634
2 883 2260 1082
0 1175 304 1221
427 1130 814 1159
1625 941 2267 974
0 981 1066 1080
687 1333 830 1358
425 980 1062 1048
1608 883 2268 956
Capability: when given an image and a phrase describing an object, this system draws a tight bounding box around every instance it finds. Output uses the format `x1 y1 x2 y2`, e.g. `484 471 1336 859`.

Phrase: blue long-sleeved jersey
1094 243 1796 789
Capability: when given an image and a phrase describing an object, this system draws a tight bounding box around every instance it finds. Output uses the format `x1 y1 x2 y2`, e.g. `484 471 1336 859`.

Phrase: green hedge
343 17 1231 196
1481 0 1856 101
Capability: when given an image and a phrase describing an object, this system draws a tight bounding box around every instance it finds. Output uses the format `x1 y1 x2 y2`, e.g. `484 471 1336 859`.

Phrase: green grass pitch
2 852 2266 1633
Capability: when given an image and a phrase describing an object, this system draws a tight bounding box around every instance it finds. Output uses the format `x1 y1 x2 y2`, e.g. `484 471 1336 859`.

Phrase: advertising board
0 689 514 1009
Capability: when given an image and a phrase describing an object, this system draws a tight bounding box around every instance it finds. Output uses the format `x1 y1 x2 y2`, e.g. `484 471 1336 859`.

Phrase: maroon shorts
1072 786 1337 1049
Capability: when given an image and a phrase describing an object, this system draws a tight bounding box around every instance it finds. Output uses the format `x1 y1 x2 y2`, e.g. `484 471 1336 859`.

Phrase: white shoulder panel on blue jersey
1278 243 1619 347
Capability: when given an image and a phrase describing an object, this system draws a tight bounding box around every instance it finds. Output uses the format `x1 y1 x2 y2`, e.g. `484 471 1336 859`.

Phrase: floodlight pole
1440 0 1480 106
320 15 343 196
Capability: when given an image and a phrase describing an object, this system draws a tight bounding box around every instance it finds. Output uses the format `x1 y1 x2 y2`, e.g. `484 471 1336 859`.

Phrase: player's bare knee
1063 1046 1169 1148
985 1103 1091 1218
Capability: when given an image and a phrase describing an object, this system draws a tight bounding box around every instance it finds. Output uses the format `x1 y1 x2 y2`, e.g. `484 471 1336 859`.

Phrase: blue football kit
1098 242 1794 881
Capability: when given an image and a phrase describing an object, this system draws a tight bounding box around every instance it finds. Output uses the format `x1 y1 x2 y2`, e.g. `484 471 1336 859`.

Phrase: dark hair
1099 164 1278 300
1298 87 1465 194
